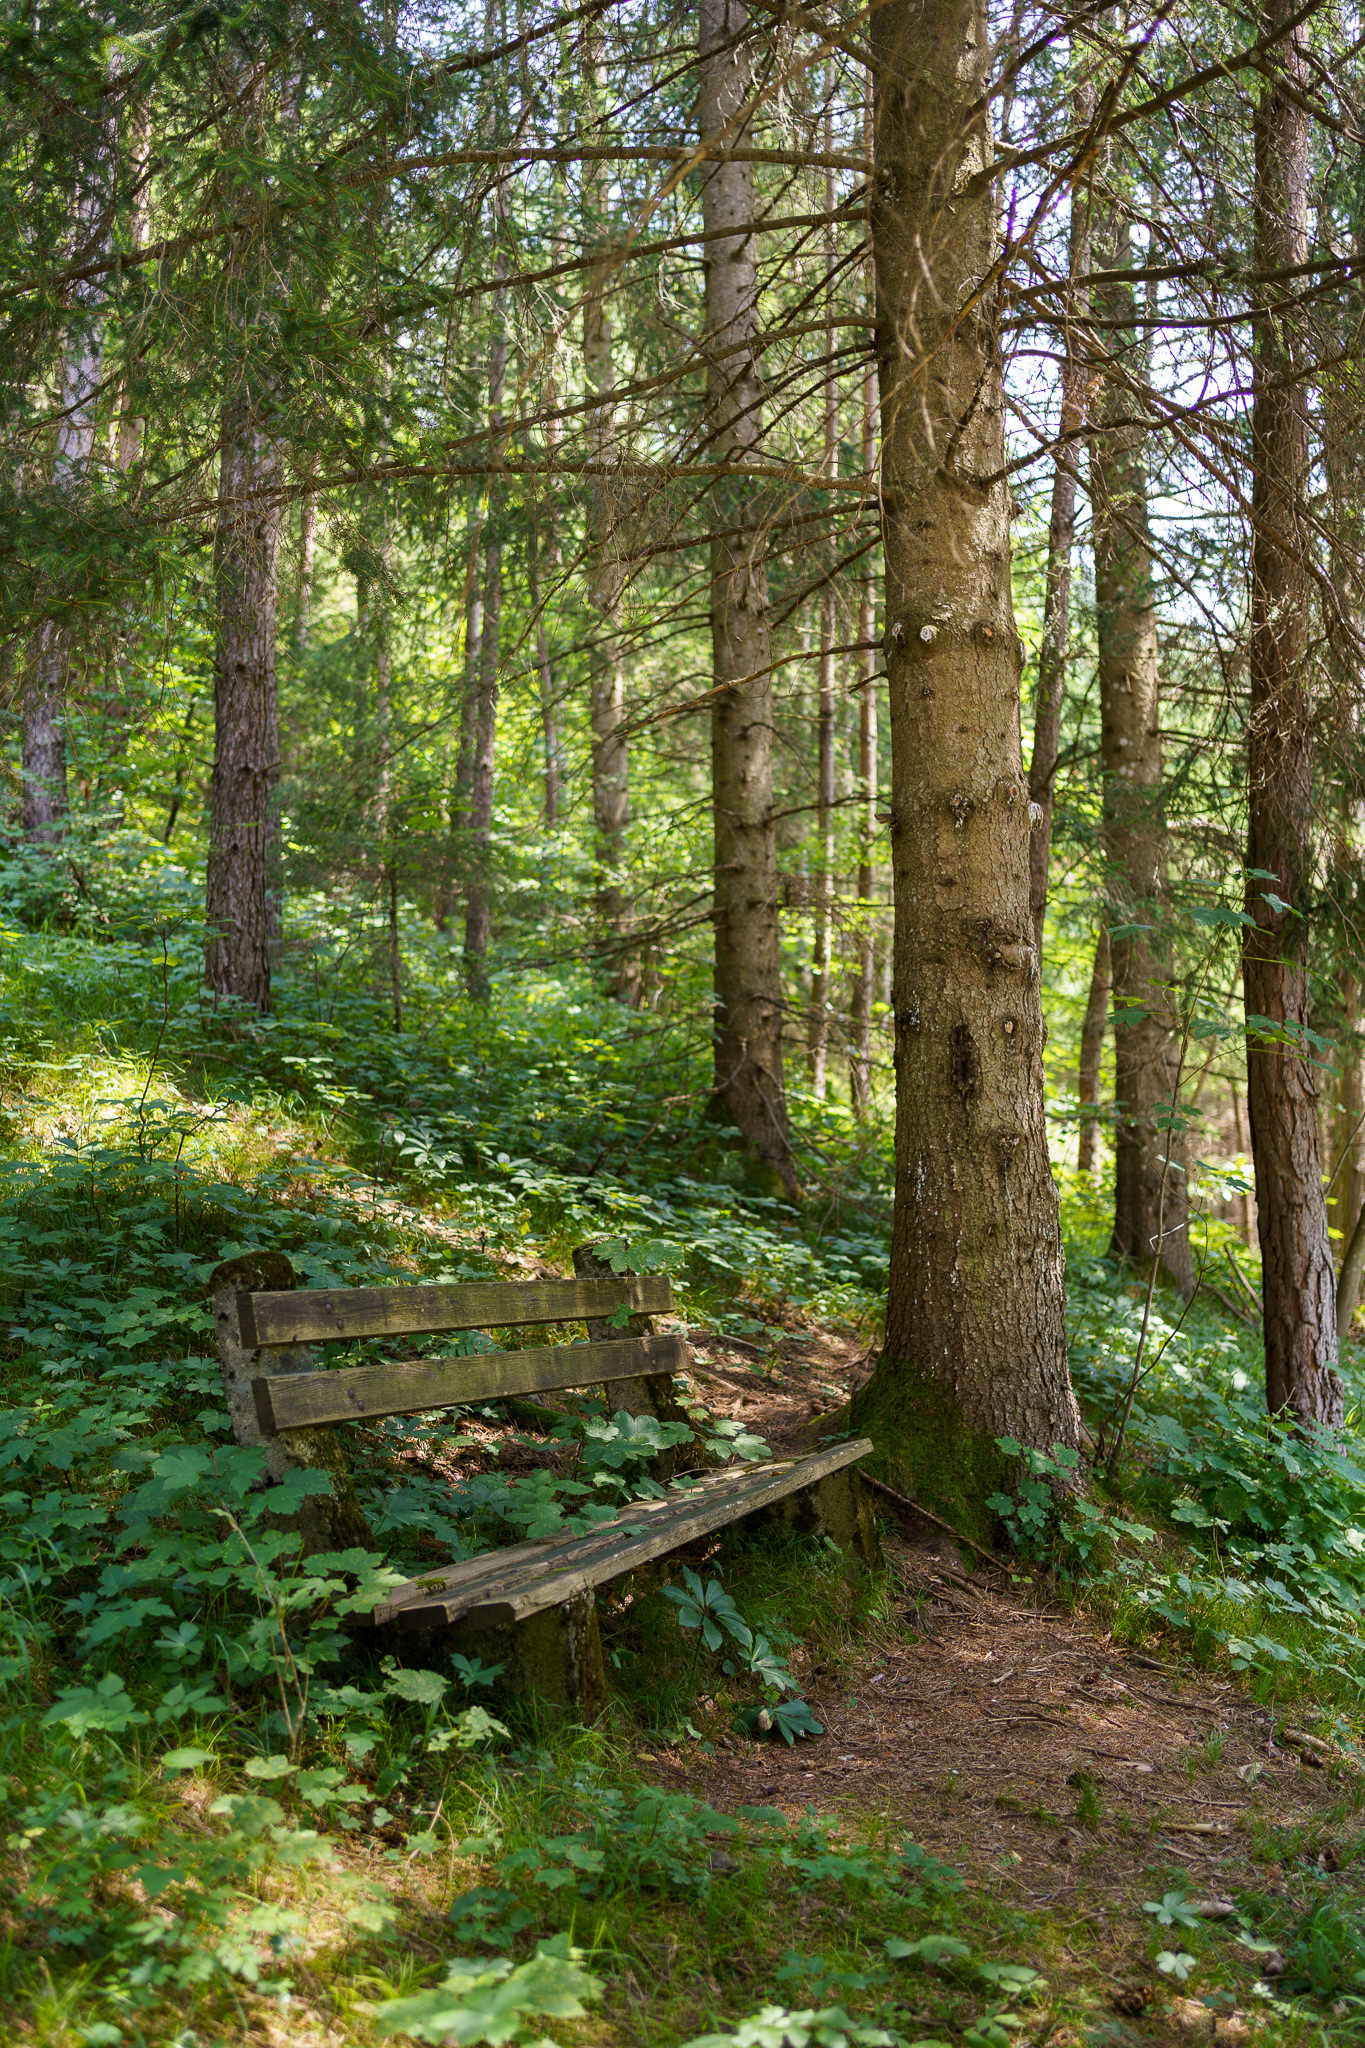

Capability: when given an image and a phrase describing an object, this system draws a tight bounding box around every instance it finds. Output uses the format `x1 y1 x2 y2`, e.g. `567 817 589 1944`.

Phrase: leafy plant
681 2008 910 2048
373 1935 601 2044
1143 1890 1202 1931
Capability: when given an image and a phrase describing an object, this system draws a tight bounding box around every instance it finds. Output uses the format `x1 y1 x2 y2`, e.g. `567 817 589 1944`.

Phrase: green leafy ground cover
5 884 1365 2046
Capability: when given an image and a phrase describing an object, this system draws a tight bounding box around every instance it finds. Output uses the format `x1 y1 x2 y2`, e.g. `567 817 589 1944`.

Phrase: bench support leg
447 1592 609 1723
751 1467 880 1566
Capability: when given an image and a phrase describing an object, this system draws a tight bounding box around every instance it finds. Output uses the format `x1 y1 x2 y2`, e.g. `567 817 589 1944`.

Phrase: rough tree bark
1089 126 1193 1293
699 0 794 1191
849 0 1079 1534
1243 0 1342 1426
205 415 283 1012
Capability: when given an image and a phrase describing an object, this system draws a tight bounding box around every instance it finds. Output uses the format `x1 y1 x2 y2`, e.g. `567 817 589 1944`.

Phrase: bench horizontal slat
253 1332 688 1432
374 1438 872 1627
236 1274 671 1349
375 1462 772 1621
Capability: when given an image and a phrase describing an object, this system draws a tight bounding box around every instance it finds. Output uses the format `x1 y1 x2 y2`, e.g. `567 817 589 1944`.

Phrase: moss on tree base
849 1362 1014 1551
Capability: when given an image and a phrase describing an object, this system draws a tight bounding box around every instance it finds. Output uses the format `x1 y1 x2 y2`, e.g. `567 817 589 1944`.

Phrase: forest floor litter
628 1330 1364 2043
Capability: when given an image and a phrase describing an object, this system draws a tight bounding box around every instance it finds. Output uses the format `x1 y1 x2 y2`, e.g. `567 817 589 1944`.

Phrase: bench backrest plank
236 1275 671 1350
252 1332 688 1433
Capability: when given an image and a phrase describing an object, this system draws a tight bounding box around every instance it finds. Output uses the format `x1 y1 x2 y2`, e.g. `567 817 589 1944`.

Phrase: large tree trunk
849 0 1079 1534
699 0 793 1192
1089 135 1193 1294
1027 94 1092 955
1244 0 1341 1426
205 417 282 1011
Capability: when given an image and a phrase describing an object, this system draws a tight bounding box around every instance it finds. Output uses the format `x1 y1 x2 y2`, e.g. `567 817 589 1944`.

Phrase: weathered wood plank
376 1440 873 1627
236 1274 672 1349
252 1333 689 1433
374 1463 770 1621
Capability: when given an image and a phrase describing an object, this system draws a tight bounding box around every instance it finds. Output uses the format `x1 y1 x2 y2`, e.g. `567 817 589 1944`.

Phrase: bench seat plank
374 1438 873 1627
374 1463 775 1620
252 1332 688 1432
237 1275 672 1349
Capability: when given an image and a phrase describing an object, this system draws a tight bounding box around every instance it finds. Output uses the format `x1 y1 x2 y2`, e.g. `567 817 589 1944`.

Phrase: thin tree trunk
463 526 500 993
205 418 282 1011
526 513 560 826
1244 0 1341 1426
1027 89 1092 954
699 0 793 1192
462 189 508 997
1322 213 1365 1278
850 0 1079 1535
435 548 481 934
1089 119 1193 1294
25 113 116 839
849 118 879 1116
454 540 482 826
295 491 317 652
1076 924 1111 1176
114 99 150 479
807 123 838 1099
807 591 836 1097
582 13 632 994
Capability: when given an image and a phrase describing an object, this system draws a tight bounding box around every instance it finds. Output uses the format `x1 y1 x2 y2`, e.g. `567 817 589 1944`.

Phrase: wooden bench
208 1248 877 1717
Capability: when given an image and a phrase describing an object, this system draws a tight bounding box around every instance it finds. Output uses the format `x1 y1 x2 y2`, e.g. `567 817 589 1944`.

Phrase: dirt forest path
650 1326 1360 2042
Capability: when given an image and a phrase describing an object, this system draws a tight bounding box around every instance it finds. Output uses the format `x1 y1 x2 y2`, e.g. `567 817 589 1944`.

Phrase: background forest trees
5 0 1365 1487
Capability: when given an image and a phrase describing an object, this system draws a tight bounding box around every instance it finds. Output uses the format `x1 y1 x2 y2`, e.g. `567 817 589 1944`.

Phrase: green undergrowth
9 904 1365 2042
980 1203 1365 1735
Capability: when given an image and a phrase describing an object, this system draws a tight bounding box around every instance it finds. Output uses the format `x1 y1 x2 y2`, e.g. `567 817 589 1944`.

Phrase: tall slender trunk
807 123 838 1099
849 94 879 1116
25 101 117 838
114 99 150 480
1076 924 1112 1175
699 0 793 1191
849 0 1078 1533
1244 0 1341 1426
462 182 508 996
807 592 836 1096
1322 207 1365 1280
1027 87 1093 954
436 544 481 934
295 491 317 651
1089 121 1192 1294
526 512 560 826
463 522 501 993
453 535 482 828
582 14 632 992
205 418 282 1011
